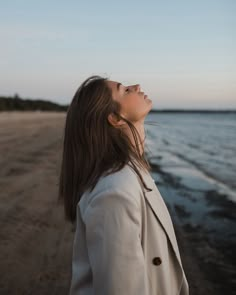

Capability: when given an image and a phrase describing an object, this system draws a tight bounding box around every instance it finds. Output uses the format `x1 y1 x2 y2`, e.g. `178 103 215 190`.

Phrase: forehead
106 80 122 101
106 80 120 91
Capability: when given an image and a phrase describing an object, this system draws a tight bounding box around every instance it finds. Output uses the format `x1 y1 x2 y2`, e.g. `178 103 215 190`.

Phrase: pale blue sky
0 0 235 109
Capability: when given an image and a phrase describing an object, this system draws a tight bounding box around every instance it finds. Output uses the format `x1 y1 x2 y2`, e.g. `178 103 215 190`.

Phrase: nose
134 84 141 92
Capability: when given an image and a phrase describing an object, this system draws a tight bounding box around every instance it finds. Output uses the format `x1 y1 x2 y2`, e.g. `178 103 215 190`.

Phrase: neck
122 120 145 156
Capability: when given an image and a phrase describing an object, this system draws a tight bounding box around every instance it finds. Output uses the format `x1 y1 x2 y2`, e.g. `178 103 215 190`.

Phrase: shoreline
0 111 235 294
149 160 236 294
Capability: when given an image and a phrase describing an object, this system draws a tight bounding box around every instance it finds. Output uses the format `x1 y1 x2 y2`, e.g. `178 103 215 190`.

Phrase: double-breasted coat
69 163 189 295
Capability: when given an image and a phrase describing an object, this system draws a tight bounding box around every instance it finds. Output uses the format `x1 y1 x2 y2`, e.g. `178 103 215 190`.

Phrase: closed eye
125 88 129 92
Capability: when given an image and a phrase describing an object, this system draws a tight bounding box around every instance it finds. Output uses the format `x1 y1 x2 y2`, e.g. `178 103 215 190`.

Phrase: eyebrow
116 83 122 91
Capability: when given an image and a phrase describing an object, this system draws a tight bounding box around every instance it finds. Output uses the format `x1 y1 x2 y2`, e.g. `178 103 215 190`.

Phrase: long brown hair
58 75 152 222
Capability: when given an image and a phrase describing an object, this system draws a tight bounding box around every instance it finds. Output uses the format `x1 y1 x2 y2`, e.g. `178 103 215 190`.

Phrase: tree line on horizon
0 94 234 113
0 94 68 112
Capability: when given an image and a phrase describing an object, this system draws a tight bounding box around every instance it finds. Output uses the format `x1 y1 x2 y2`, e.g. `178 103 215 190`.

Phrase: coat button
152 257 162 265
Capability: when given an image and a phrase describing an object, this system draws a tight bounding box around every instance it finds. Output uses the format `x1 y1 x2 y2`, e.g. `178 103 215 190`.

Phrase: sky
0 0 235 110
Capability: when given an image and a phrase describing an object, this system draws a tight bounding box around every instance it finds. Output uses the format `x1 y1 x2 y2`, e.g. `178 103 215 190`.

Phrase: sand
0 112 73 295
0 111 234 294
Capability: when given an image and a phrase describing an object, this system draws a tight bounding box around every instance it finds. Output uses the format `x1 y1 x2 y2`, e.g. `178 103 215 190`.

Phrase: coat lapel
140 169 183 267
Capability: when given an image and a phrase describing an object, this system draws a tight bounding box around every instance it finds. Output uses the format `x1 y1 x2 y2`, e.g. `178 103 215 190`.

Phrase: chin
142 108 152 119
146 101 153 113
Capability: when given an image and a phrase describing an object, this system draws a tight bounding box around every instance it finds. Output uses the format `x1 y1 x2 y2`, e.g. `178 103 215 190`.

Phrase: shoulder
79 164 144 215
101 164 143 193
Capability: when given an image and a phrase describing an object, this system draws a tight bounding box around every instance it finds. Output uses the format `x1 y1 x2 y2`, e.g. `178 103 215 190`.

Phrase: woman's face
106 80 152 123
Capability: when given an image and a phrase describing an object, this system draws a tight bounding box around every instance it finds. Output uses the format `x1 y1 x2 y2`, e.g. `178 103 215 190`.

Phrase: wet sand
0 111 235 294
149 160 236 295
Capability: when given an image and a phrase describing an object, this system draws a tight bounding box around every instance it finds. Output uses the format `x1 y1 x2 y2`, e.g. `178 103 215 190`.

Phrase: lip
144 94 148 99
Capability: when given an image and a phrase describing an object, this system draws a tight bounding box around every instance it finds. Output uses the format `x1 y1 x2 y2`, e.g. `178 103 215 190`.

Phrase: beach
0 112 72 294
0 111 235 294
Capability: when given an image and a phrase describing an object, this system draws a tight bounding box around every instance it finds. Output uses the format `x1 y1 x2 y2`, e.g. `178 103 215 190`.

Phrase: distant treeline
150 109 236 113
0 94 68 112
1 94 235 113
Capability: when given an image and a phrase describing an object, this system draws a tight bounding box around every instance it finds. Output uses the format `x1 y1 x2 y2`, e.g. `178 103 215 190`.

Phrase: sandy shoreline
149 161 236 294
0 111 235 294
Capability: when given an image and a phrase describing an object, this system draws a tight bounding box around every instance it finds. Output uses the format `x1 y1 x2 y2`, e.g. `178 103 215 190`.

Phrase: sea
145 111 236 202
144 111 236 291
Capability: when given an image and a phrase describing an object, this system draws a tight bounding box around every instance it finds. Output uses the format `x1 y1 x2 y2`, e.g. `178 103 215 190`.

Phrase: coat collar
139 168 183 267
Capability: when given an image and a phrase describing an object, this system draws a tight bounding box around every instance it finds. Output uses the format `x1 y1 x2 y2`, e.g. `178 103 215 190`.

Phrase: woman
58 75 189 295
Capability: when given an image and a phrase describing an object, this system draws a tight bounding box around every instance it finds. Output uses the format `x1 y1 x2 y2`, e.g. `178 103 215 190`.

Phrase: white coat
69 163 189 295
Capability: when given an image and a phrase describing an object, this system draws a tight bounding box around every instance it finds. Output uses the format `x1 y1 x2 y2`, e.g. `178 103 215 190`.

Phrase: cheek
123 98 137 110
122 94 140 110
121 97 145 121
121 98 137 116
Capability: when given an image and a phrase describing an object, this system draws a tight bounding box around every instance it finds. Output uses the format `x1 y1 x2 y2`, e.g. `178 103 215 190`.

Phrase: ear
108 113 126 128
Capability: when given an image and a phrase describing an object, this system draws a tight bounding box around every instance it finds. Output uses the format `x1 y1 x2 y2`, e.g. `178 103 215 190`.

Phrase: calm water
145 112 236 202
145 112 236 290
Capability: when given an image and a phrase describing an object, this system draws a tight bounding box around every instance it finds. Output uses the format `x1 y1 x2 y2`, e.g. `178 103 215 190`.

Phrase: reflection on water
145 112 236 192
145 112 236 242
